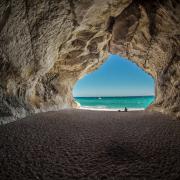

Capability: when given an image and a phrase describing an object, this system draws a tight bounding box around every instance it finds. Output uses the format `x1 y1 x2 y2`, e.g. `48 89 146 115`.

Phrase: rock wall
0 0 179 122
109 0 180 118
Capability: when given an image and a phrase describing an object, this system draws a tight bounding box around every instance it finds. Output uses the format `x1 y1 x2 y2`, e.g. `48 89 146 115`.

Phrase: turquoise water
74 96 155 110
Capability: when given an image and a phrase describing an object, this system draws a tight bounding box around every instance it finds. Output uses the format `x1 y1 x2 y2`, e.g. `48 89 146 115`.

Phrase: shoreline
79 106 145 111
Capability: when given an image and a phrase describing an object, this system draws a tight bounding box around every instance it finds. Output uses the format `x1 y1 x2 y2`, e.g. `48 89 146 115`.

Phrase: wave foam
79 106 144 111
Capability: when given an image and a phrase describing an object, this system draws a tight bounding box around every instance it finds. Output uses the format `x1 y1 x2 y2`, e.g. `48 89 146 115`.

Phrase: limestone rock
109 0 180 118
0 0 179 122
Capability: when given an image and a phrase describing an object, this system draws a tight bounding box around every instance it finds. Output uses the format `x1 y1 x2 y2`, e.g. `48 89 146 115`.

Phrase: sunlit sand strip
79 106 144 111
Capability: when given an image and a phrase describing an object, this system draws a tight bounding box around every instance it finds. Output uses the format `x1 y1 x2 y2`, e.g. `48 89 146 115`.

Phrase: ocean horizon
74 96 155 111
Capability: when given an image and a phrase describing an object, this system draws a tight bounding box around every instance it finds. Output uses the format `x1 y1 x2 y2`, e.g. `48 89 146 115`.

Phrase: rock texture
0 0 179 121
109 0 180 118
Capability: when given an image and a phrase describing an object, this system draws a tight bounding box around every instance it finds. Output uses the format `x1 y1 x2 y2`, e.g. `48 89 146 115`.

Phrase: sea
74 96 155 111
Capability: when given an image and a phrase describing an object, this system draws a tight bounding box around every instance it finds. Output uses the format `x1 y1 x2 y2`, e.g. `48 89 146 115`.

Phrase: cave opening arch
0 0 179 122
73 54 155 110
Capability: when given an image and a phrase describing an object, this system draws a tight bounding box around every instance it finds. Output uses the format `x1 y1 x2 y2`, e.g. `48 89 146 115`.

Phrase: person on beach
124 107 128 112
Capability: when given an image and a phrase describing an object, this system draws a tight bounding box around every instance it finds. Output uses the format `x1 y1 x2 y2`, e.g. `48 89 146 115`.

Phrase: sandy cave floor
0 110 180 180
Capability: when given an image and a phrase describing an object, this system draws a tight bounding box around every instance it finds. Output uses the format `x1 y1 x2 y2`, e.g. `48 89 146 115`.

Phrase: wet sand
0 109 180 180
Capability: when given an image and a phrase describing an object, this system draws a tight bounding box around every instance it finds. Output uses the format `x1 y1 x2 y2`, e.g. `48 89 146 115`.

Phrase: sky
73 54 154 97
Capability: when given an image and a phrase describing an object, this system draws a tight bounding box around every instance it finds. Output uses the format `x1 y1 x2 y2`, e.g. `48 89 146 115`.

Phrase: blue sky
73 54 154 97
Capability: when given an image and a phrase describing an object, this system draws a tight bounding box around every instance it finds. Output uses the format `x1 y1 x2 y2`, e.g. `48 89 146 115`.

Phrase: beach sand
0 109 180 180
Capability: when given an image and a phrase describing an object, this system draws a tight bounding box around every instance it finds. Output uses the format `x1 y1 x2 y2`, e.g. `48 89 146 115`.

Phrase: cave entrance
73 54 155 111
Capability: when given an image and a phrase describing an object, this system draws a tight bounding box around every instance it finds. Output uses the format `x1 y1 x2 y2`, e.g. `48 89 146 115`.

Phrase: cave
1 1 180 179
0 0 179 123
